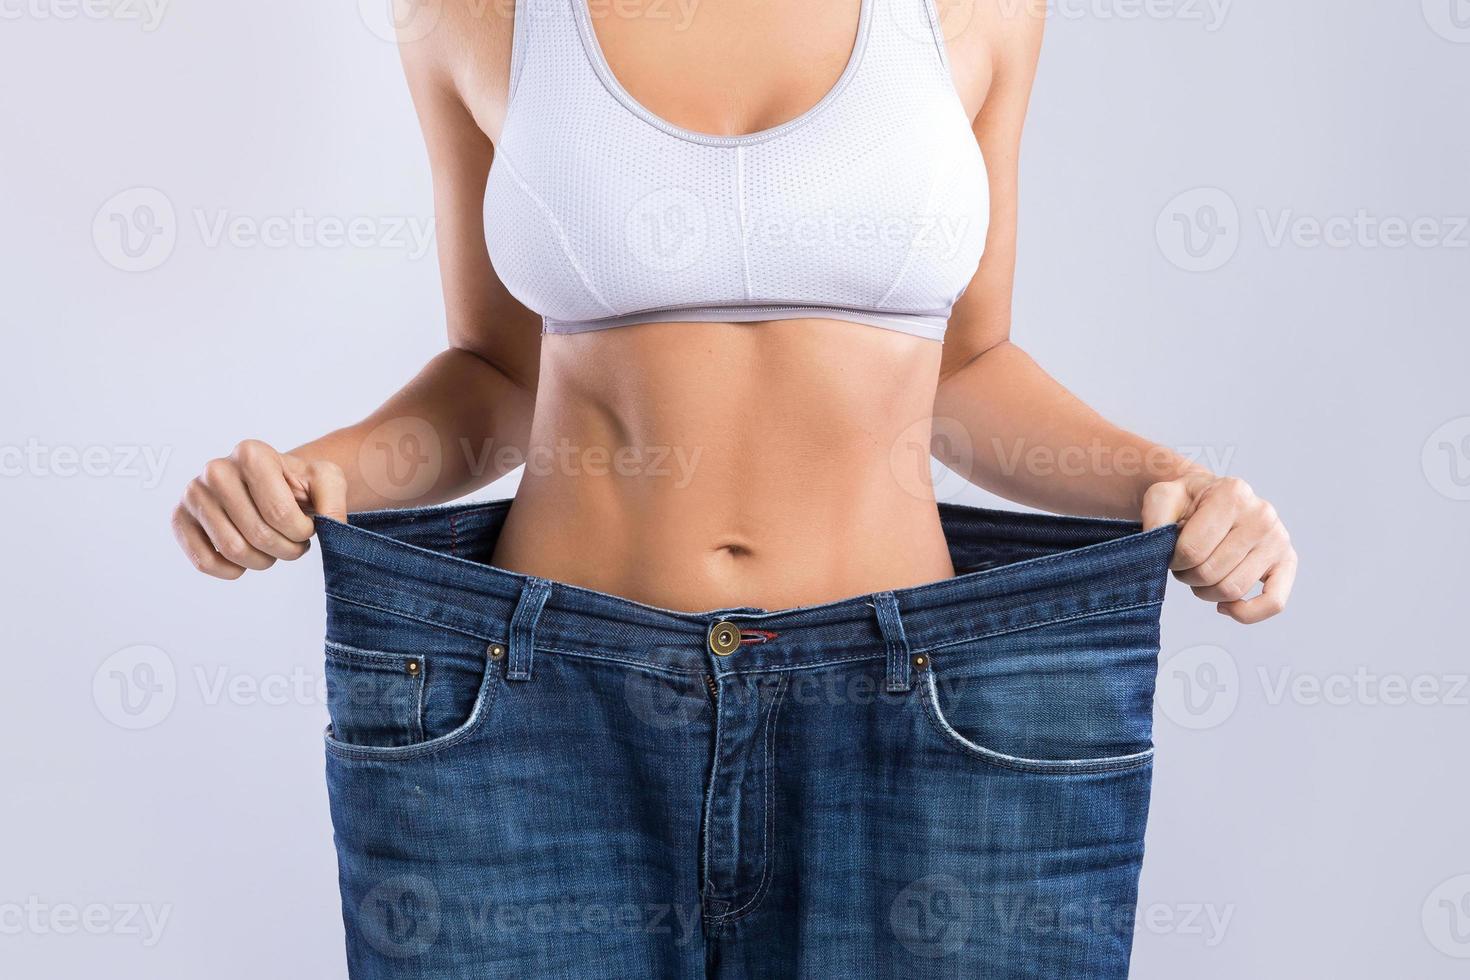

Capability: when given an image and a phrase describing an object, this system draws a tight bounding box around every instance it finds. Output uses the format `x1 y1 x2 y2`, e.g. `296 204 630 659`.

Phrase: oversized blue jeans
315 501 1178 978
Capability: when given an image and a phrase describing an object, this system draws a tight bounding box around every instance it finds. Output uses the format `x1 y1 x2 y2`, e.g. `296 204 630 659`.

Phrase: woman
173 0 1295 976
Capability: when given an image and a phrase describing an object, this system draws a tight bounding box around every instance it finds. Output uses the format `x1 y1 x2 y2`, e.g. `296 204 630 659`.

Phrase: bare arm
292 23 540 513
173 10 537 575
934 5 1296 622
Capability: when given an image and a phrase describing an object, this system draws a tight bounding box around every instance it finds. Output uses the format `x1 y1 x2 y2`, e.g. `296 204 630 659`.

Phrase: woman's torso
448 0 991 611
494 318 954 611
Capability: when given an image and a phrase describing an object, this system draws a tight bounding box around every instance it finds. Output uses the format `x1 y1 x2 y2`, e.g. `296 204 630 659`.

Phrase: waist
491 476 957 610
315 502 1176 672
496 316 950 608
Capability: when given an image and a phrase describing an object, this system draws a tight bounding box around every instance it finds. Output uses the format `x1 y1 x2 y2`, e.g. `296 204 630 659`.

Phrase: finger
1173 524 1259 588
1219 552 1298 624
234 441 316 542
205 460 309 562
303 460 348 523
1170 483 1248 572
171 507 245 580
1141 480 1192 531
1191 545 1275 603
183 480 277 571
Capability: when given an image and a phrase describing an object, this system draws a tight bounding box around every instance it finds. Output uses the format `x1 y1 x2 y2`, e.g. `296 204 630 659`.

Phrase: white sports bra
484 0 988 342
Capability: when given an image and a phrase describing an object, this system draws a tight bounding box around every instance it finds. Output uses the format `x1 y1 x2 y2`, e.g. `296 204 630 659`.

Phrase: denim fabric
315 501 1178 979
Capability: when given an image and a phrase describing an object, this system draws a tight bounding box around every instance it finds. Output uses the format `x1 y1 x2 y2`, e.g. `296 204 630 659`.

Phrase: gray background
2 1 1467 976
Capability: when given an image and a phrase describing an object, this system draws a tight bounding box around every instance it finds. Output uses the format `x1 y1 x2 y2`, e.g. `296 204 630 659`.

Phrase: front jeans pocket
916 604 1163 775
919 670 1155 775
321 592 505 760
324 642 425 748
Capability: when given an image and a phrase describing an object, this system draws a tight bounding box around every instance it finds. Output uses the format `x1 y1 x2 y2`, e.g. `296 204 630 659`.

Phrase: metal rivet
488 644 505 660
709 620 741 657
912 655 927 669
406 659 420 675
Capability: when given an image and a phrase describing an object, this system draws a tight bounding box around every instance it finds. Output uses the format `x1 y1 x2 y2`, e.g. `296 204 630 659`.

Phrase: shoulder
941 0 1046 119
395 0 519 140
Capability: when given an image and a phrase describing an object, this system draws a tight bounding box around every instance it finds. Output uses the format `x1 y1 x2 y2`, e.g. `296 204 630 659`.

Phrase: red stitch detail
739 629 779 645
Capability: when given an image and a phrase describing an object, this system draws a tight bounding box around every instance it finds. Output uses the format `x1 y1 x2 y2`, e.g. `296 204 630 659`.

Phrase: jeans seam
323 640 426 743
412 659 426 743
325 591 503 644
706 673 789 925
917 672 1154 775
912 600 1166 657
887 524 1176 607
326 596 1165 677
324 657 500 762
537 646 708 677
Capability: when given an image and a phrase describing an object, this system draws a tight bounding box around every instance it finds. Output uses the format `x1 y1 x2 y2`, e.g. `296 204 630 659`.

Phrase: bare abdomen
490 318 957 612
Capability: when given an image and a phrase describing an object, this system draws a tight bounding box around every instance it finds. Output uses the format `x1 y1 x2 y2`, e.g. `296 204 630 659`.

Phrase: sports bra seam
549 301 954 323
919 0 952 73
874 152 949 309
493 148 617 315
506 0 531 108
735 147 754 300
544 305 950 341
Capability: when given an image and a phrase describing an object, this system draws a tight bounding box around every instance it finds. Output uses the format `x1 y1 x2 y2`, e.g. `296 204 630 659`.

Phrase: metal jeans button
708 620 741 656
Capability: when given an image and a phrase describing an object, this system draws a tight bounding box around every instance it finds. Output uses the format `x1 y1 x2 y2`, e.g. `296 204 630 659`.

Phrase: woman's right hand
172 440 348 579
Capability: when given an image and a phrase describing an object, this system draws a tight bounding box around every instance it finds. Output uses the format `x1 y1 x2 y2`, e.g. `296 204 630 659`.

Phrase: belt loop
874 591 911 694
507 576 552 682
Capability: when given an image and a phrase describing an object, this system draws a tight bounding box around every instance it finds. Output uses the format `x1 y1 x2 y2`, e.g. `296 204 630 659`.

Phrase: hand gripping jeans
314 501 1178 979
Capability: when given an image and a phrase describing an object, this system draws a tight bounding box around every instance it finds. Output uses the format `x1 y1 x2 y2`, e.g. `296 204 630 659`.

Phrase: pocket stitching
324 644 500 763
324 641 426 744
917 672 1153 775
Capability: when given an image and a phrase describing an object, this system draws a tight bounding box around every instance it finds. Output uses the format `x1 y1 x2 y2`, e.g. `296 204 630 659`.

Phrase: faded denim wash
315 501 1178 979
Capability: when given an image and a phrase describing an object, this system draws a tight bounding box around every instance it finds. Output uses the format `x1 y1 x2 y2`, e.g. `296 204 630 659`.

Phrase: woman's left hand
1141 473 1297 624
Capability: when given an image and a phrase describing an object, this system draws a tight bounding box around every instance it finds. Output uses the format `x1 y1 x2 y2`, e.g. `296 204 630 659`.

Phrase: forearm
291 346 536 512
933 341 1209 519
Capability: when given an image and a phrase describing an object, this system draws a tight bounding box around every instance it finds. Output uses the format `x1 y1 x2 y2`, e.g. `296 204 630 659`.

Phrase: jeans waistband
314 501 1178 679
